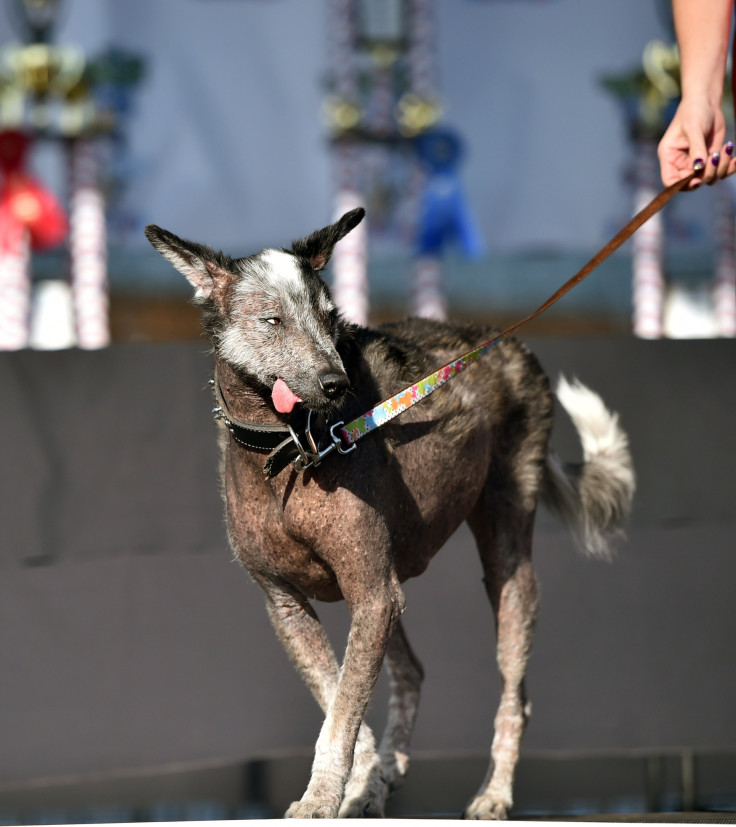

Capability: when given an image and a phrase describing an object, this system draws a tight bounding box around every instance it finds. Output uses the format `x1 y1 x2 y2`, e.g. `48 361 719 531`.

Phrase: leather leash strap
211 171 696 476
338 171 697 447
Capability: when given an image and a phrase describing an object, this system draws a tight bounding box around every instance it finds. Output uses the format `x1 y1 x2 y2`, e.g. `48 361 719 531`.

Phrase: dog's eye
265 318 281 326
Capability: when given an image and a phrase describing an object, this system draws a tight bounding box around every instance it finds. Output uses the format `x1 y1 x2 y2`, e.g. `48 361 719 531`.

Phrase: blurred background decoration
2 0 734 344
0 0 145 350
324 0 483 324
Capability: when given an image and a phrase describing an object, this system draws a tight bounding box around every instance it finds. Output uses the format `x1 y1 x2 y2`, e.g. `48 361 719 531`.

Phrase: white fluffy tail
542 376 636 559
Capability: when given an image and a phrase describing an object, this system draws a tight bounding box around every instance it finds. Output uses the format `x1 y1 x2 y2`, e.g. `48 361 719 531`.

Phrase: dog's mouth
270 376 350 417
272 378 303 414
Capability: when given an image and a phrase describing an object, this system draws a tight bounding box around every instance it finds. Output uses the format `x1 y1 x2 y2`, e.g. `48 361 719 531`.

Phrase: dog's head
144 209 365 415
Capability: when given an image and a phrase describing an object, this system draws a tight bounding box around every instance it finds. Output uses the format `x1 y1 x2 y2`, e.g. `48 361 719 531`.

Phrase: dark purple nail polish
726 142 734 156
712 152 721 166
693 158 705 171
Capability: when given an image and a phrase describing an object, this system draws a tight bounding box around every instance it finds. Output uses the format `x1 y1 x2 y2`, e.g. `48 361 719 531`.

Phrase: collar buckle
291 412 356 473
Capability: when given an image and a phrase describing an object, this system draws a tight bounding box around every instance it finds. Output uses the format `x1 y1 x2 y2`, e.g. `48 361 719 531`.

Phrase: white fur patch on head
215 245 344 390
260 249 305 291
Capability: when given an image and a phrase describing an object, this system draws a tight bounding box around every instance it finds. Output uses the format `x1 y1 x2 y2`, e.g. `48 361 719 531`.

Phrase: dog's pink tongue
272 378 303 414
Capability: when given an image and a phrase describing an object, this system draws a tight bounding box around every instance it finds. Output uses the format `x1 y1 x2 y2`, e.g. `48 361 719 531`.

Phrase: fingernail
693 158 705 172
712 152 721 166
727 142 734 156
691 179 701 189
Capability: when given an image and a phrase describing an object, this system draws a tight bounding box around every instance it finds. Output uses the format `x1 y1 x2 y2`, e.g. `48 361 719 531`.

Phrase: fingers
689 156 706 189
659 136 736 190
711 140 736 182
657 117 706 189
691 141 736 188
657 100 736 189
683 121 712 188
688 144 711 187
658 134 695 188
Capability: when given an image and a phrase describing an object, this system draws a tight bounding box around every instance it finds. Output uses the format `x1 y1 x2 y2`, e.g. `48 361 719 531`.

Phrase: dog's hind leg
464 498 539 820
262 582 387 818
378 618 424 792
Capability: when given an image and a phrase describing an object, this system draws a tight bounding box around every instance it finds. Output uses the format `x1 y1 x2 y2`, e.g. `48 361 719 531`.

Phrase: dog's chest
224 455 344 599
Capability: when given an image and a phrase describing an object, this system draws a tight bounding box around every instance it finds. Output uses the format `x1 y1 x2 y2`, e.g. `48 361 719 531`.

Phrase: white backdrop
1 0 676 254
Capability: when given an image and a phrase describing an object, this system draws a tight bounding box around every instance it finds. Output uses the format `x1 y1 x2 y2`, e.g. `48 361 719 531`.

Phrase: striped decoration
69 138 110 349
0 224 31 350
410 254 445 319
408 0 436 100
329 0 369 325
407 0 446 320
632 140 665 339
714 184 736 337
332 143 369 326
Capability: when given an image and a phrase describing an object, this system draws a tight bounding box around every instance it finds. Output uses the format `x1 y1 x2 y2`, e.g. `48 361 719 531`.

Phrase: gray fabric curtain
1 339 735 784
0 344 222 568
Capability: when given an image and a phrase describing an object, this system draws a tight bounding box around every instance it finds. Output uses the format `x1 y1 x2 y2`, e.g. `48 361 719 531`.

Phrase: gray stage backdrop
1 338 735 785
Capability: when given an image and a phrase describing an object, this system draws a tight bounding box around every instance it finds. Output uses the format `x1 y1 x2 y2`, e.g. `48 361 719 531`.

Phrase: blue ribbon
414 129 485 258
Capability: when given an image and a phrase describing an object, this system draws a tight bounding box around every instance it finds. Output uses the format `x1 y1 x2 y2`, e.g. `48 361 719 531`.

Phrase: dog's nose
319 371 350 399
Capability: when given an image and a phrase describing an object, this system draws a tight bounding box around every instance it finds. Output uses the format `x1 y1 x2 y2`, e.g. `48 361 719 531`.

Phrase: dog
145 208 635 819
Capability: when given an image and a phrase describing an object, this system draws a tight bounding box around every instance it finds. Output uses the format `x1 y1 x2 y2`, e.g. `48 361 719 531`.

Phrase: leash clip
291 412 356 473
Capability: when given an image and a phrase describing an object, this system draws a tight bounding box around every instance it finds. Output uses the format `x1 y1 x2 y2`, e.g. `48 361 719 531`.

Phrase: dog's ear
290 207 365 272
144 225 237 302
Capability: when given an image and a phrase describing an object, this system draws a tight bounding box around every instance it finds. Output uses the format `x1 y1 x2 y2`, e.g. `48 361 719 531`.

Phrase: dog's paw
285 796 340 819
463 795 510 820
338 794 384 818
338 753 387 818
380 748 411 792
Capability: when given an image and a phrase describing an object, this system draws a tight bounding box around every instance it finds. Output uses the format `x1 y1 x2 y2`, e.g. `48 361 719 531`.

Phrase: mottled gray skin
144 210 633 819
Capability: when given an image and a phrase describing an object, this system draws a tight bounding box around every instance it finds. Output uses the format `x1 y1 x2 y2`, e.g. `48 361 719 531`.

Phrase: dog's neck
215 356 286 427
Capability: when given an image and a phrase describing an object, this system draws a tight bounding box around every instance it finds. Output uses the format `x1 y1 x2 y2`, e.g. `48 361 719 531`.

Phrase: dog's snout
319 371 350 399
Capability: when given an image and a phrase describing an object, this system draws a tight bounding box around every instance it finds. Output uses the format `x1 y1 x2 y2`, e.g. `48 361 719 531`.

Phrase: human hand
658 97 736 188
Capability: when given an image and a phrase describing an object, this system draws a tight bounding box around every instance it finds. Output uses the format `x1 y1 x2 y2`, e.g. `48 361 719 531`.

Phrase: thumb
686 130 711 182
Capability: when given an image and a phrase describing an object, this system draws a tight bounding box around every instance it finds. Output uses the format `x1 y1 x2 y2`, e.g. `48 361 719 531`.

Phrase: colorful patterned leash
327 170 697 455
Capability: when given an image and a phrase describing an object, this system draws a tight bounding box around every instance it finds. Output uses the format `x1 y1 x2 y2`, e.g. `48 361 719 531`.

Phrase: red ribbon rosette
0 130 68 254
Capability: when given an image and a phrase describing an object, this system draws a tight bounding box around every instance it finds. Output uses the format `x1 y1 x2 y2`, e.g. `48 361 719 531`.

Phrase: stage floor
1 752 735 824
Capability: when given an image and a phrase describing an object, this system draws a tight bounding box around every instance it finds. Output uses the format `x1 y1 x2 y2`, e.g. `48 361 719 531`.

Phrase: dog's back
328 317 555 578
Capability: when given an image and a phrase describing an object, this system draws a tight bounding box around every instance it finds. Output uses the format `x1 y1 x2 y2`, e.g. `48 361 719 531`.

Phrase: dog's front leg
262 582 386 816
286 578 405 819
263 583 340 711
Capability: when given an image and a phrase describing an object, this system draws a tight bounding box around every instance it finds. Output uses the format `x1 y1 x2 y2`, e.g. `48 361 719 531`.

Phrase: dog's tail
541 376 635 560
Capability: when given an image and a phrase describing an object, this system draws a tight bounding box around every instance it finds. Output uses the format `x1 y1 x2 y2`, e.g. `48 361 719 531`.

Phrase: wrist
677 91 721 123
679 85 725 110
